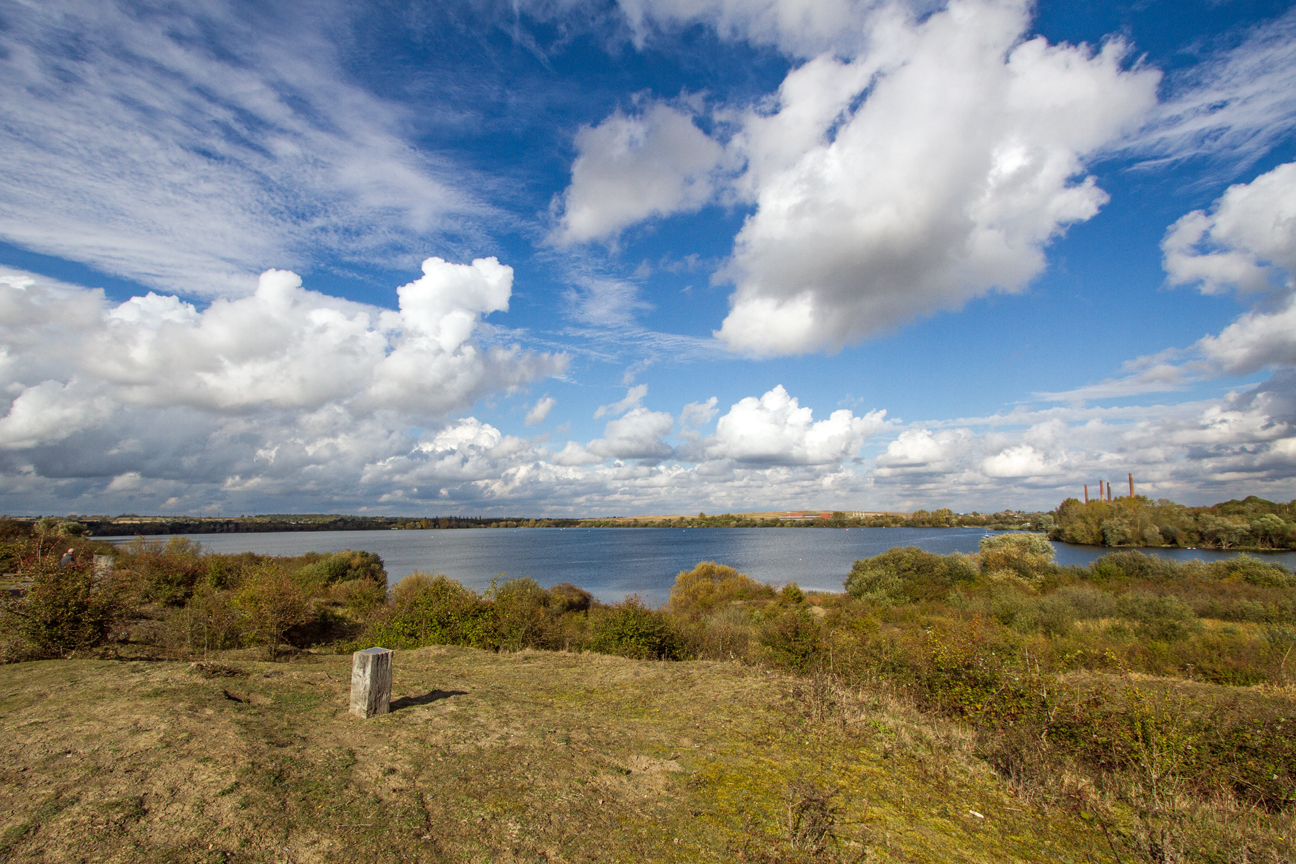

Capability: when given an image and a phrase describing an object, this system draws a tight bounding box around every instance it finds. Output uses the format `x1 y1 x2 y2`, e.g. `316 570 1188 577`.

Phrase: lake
138 527 1296 608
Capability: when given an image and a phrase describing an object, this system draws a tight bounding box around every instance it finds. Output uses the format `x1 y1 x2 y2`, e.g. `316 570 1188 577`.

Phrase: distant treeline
1050 495 1296 551
583 509 1046 530
5 510 1048 537
14 496 1296 548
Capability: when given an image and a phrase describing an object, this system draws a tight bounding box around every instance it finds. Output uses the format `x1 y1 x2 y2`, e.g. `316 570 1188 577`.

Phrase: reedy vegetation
2 520 1295 860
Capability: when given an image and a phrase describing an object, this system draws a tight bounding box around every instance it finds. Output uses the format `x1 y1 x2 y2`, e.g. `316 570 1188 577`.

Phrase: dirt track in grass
0 646 1118 863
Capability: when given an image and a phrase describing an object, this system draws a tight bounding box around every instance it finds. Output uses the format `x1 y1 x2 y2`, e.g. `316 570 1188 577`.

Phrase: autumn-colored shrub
667 561 774 617
5 546 123 657
233 562 312 660
978 533 1056 581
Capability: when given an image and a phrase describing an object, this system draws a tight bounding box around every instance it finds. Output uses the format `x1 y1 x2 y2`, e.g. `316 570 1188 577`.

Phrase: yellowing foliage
667 561 774 618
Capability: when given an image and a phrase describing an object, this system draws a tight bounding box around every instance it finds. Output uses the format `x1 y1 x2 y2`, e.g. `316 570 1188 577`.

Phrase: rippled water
154 527 1296 608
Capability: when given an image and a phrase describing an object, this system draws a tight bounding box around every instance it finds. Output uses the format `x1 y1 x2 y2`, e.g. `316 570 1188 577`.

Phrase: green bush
1116 593 1200 642
1054 583 1117 619
759 608 824 672
116 537 207 606
842 560 904 606
1207 554 1292 588
489 577 555 651
1033 593 1077 637
589 598 683 660
376 573 495 649
327 578 388 615
684 604 758 661
293 550 386 590
548 582 592 613
164 584 244 654
845 547 975 604
1090 550 1184 583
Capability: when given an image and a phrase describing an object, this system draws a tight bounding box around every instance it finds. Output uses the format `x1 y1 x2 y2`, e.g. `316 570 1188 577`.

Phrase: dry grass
0 647 1136 863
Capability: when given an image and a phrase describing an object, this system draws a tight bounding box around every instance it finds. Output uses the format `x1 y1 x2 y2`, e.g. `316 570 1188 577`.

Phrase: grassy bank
3 647 1166 864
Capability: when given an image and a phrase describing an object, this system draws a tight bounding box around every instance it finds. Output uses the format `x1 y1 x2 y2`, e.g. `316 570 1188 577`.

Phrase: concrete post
350 647 392 718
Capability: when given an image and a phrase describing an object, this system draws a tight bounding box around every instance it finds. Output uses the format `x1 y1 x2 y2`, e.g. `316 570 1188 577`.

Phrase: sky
1 0 1295 518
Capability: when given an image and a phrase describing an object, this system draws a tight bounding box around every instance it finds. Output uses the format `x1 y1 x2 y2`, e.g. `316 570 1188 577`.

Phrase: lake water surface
154 527 1296 608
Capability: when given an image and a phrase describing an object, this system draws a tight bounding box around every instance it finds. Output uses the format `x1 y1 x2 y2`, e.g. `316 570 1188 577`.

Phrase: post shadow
389 689 467 711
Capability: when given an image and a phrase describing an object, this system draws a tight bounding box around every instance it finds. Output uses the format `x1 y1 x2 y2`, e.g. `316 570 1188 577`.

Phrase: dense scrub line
1050 494 1296 550
3 520 1296 860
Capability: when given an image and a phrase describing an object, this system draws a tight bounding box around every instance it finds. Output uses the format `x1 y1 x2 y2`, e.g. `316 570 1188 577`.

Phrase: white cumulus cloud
595 384 649 418
715 0 1159 354
525 396 558 426
552 104 725 245
587 407 676 460
704 385 887 465
0 263 566 510
1163 160 1296 298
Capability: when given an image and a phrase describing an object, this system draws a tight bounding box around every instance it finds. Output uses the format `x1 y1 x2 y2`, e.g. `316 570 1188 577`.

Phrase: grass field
0 647 1138 864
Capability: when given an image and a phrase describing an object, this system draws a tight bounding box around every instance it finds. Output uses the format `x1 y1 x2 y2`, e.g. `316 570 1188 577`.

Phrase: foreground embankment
2 647 1156 864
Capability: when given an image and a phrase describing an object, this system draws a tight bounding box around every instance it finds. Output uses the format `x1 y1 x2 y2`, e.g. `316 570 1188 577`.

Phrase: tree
1199 515 1250 550
1251 514 1289 548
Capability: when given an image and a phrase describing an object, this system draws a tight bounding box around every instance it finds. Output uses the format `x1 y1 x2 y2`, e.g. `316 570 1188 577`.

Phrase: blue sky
1 0 1294 516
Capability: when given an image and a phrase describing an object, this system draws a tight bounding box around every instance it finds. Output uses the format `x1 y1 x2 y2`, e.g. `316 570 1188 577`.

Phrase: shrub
845 547 975 604
684 604 758 661
0 519 32 541
164 584 244 655
490 577 555 651
116 537 207 606
370 575 500 647
1090 550 1184 583
6 549 122 657
1033 593 1077 637
842 560 904 606
759 608 824 672
375 573 495 649
589 598 683 660
1054 583 1118 619
548 582 592 613
328 578 388 615
1207 554 1292 588
1116 593 1200 642
293 550 386 588
668 561 774 617
779 582 806 605
979 533 1056 580
233 563 312 659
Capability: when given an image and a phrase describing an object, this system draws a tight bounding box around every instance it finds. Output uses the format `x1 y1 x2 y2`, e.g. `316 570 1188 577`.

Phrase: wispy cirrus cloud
1125 6 1296 169
0 0 484 296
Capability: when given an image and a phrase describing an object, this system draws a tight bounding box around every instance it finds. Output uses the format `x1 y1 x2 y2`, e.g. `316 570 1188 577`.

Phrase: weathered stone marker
350 647 392 718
